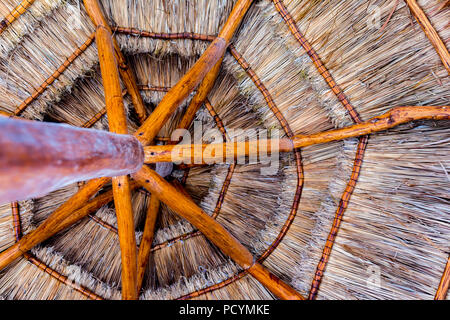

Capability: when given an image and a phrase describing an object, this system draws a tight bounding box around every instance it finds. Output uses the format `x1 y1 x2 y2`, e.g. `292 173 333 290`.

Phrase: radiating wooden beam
144 106 450 164
0 0 35 35
218 0 254 43
132 166 304 300
0 0 255 275
404 0 450 74
0 176 110 271
176 58 224 131
435 256 450 300
96 24 138 300
0 180 142 273
134 0 254 146
136 193 160 291
145 139 293 164
83 0 147 123
0 117 143 203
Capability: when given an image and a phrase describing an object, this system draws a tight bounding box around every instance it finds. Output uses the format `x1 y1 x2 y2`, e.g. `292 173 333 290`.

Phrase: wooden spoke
0 6 253 271
404 0 450 74
13 33 96 116
145 138 293 164
144 106 450 164
176 57 224 132
0 177 110 271
132 166 304 300
95 21 138 300
435 256 450 300
136 193 160 291
83 0 147 124
134 0 254 146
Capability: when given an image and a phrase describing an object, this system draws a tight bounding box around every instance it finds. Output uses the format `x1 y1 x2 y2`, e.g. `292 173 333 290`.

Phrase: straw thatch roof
0 0 449 300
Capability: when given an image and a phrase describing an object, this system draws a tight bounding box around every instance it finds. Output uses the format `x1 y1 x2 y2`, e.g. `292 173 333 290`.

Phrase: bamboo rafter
133 166 304 300
309 135 368 299
271 0 370 299
13 32 96 116
0 0 35 35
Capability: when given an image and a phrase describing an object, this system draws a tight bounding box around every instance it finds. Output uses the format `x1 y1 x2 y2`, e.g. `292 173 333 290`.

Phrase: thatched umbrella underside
0 0 448 300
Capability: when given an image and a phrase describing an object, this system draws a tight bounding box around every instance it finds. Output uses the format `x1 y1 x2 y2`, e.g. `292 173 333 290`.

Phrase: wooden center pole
0 117 143 203
0 0 255 275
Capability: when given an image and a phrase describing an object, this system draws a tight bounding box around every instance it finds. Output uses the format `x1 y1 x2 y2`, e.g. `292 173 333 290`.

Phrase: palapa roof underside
0 0 449 300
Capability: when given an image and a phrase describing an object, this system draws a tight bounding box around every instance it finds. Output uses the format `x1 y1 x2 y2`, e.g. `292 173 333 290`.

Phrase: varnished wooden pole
144 106 450 164
132 166 304 300
136 194 160 291
83 0 147 123
0 180 142 272
404 0 450 74
218 0 254 43
0 177 110 271
134 0 254 146
435 256 450 300
96 25 138 300
0 0 255 274
0 117 143 203
0 0 35 35
176 58 224 131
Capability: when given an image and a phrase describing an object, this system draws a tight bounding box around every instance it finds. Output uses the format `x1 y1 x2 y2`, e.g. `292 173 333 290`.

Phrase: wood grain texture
144 106 450 164
404 0 450 74
0 177 110 271
0 117 143 203
136 194 160 291
435 256 450 300
83 0 147 123
132 166 303 300
96 23 138 300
